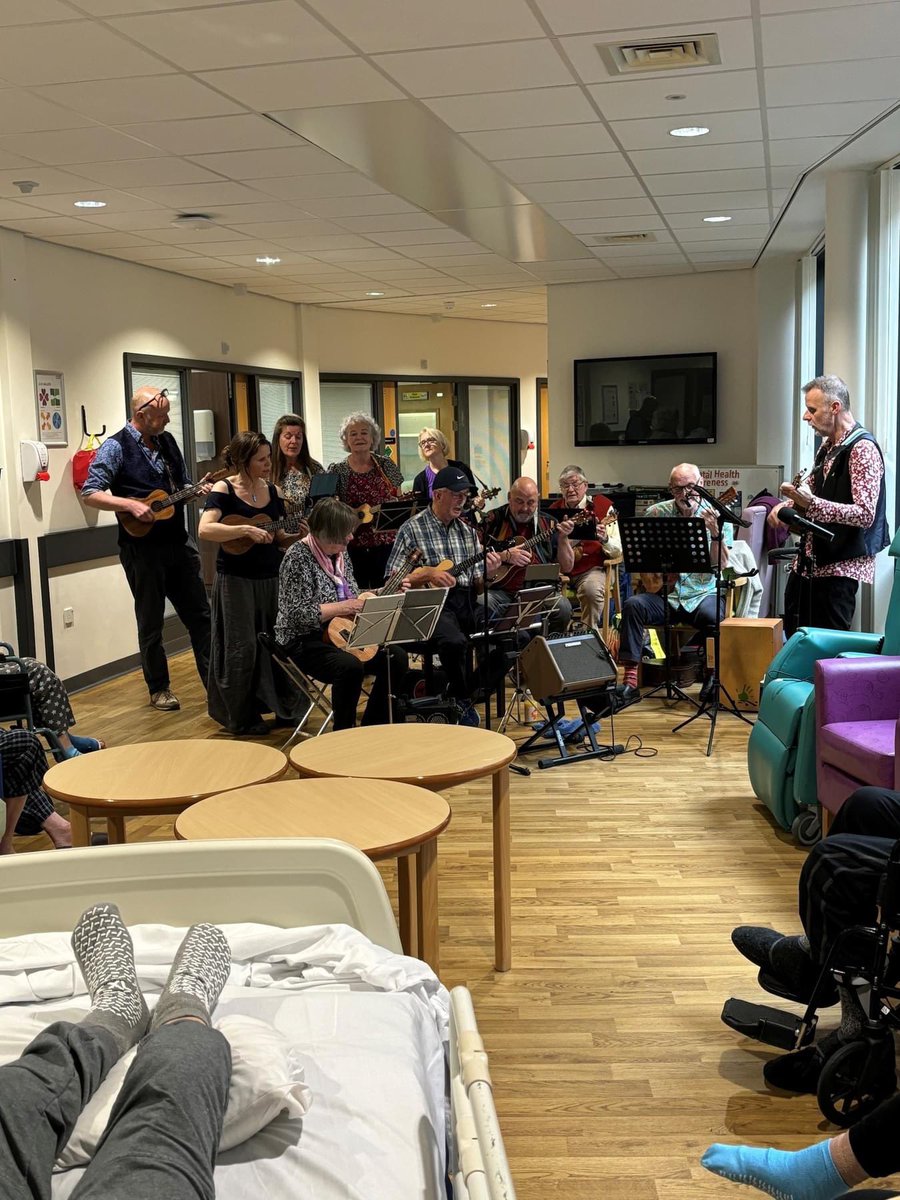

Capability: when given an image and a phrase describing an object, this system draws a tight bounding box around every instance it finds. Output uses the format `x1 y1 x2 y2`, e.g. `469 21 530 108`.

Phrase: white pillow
56 1014 312 1169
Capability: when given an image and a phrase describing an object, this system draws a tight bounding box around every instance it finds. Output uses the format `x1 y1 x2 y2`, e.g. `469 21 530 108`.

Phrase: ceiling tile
395 240 490 258
0 21 173 85
207 202 329 226
69 157 226 188
498 152 634 183
769 165 802 189
120 115 302 156
2 215 102 235
0 197 57 220
373 40 573 98
762 6 900 65
127 180 265 206
588 70 760 122
535 0 749 36
332 212 445 233
644 166 767 195
667 207 769 229
299 195 422 218
101 243 203 261
765 57 900 108
768 136 844 167
188 146 349 180
0 166 106 197
0 127 166 165
560 20 757 85
577 215 666 235
0 0 78 23
274 234 376 252
760 0 884 11
462 123 616 159
41 229 153 249
141 225 252 244
630 142 764 174
611 109 763 151
251 173 385 201
656 189 770 213
556 198 657 226
425 87 596 132
109 2 349 71
303 0 544 53
0 88 98 134
20 188 164 216
367 227 468 247
196 58 403 110
309 247 410 263
527 178 647 206
35 75 243 124
225 218 372 238
677 225 768 242
767 100 890 140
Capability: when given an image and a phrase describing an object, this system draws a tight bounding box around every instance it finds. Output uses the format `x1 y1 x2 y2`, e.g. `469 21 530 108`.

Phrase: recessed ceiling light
703 215 732 223
669 125 709 138
256 255 281 265
74 199 106 208
481 303 498 308
365 290 385 297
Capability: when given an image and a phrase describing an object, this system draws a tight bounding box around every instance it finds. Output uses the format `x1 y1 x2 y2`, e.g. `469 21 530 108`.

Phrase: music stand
371 499 419 532
346 589 448 723
618 517 710 706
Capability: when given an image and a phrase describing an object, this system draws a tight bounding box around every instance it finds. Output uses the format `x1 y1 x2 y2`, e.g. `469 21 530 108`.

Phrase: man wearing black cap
385 466 503 726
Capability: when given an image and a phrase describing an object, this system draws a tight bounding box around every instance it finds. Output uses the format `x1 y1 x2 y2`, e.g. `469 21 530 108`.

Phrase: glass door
395 381 455 488
458 383 514 493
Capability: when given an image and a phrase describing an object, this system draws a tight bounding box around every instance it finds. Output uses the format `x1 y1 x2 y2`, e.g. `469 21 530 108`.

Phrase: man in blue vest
770 374 889 636
82 387 212 711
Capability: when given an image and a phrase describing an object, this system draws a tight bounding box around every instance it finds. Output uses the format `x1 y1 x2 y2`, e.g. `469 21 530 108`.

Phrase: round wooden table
289 725 518 972
174 778 451 972
44 740 289 847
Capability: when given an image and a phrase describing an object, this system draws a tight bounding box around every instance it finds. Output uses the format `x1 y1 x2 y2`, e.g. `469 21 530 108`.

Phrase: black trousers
119 539 211 695
784 571 858 639
798 787 900 966
348 544 392 590
290 636 407 730
428 588 482 701
618 591 724 666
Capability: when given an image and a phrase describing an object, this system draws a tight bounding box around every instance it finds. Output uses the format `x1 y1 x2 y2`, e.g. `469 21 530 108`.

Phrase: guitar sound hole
340 630 349 643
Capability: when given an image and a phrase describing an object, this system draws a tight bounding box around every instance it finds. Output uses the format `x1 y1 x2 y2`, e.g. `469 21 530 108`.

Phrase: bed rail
449 985 515 1200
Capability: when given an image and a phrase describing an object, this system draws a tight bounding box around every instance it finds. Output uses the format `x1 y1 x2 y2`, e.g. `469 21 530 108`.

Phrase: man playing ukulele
81 386 213 712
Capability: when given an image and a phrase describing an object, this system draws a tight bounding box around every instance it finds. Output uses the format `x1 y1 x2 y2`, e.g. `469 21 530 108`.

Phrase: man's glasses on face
135 388 168 415
670 482 700 496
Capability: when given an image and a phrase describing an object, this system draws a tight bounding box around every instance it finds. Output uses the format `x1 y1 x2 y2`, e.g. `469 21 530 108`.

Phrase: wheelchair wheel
817 1039 896 1128
791 809 821 847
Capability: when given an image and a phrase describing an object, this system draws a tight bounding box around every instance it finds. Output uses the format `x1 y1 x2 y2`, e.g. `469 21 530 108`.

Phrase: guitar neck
381 548 419 596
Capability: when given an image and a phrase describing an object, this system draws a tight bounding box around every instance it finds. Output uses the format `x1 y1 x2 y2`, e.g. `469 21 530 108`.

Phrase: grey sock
71 903 149 1055
150 924 231 1032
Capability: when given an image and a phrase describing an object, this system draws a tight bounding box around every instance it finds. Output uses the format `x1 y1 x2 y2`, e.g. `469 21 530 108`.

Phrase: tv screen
574 352 717 447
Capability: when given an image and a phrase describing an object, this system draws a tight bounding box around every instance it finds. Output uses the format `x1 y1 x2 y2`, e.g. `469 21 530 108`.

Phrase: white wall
547 270 759 488
754 256 797 476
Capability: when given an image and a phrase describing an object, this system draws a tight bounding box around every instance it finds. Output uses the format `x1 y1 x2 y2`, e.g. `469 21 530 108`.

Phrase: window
319 381 374 466
129 368 184 453
258 378 296 441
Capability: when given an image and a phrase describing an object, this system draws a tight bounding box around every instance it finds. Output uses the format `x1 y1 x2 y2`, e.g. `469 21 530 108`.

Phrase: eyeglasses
560 478 585 489
670 483 700 495
419 437 438 447
135 388 168 414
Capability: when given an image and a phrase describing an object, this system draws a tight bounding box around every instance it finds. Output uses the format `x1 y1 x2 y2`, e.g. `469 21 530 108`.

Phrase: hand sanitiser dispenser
20 440 50 482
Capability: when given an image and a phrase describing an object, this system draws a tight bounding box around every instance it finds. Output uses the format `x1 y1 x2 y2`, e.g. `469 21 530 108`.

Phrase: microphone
777 506 835 542
687 483 752 528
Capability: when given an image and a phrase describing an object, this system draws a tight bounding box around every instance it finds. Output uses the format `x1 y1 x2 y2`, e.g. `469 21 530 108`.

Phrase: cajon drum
719 617 783 709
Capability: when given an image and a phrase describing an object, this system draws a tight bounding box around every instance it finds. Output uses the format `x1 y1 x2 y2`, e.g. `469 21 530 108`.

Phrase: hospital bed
0 839 514 1200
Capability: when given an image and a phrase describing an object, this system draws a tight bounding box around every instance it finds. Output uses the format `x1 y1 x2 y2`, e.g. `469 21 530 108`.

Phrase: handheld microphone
688 483 752 528
777 506 835 542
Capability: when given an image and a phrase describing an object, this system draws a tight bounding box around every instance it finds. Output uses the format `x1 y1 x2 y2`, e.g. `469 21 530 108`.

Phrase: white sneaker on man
149 689 180 711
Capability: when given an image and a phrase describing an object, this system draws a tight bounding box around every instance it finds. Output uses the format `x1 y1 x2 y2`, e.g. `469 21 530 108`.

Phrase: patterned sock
623 666 638 688
71 903 149 1055
701 1140 847 1200
150 923 231 1031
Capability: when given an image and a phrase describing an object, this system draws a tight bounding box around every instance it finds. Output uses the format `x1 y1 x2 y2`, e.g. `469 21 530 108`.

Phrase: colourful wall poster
34 370 67 447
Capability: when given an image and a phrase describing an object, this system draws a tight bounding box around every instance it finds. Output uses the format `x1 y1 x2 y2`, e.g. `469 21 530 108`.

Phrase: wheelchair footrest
721 997 816 1051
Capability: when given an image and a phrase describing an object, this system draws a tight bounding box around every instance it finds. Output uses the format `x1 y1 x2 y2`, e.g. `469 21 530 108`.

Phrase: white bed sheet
0 924 449 1200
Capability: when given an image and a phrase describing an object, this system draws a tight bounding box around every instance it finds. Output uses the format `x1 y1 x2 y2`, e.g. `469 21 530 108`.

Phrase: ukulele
491 510 610 587
325 547 422 663
117 468 229 538
355 491 418 525
639 486 738 594
219 508 308 555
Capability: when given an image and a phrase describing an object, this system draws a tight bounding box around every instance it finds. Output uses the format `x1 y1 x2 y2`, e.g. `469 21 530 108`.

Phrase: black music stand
619 517 710 707
371 499 419 532
346 589 448 723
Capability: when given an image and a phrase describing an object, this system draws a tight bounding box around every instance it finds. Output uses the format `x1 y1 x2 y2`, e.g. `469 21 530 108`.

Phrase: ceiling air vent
596 233 657 245
596 33 721 76
171 213 216 229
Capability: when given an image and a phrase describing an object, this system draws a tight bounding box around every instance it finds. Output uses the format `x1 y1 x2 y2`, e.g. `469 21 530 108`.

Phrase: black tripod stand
619 516 711 707
670 491 753 756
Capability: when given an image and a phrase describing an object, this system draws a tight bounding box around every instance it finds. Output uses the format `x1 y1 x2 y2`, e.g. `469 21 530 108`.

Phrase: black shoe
763 1045 824 1093
617 684 642 709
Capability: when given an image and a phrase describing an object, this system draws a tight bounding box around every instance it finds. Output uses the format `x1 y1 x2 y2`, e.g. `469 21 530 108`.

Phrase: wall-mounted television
574 352 717 447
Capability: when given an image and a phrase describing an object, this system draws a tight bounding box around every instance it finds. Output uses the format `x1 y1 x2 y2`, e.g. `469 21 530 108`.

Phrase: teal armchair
747 529 900 841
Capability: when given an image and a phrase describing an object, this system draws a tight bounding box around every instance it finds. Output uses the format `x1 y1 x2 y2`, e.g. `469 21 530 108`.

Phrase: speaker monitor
520 634 617 703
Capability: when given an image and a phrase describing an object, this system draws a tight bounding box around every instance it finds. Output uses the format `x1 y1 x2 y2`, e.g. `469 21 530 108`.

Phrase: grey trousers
0 1020 231 1200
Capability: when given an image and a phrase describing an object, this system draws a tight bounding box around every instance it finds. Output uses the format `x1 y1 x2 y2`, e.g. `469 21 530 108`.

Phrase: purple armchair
815 656 900 822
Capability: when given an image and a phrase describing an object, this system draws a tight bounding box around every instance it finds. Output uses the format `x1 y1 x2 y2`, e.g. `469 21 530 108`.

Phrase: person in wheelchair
730 785 900 1093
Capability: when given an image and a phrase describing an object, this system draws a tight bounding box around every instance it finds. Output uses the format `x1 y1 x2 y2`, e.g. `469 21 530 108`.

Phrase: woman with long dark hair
269 414 323 509
199 431 301 735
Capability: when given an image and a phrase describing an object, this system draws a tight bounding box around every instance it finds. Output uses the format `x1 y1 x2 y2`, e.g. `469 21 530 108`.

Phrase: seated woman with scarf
274 497 406 730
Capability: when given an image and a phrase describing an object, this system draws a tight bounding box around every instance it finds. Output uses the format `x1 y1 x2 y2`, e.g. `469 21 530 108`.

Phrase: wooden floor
15 652 900 1198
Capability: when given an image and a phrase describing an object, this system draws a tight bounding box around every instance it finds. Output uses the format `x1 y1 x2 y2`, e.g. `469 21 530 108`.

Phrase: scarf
304 534 351 601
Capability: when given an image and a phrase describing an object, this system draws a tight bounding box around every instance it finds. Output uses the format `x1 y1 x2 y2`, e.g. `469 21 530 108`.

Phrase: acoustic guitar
638 486 738 594
325 546 422 663
117 468 229 538
491 509 608 588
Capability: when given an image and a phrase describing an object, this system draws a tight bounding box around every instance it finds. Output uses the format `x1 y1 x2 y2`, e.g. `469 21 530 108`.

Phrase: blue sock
701 1141 847 1200
63 747 81 759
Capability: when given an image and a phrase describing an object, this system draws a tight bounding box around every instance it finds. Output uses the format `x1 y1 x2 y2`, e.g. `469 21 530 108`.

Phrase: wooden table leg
397 853 417 958
69 806 90 848
415 838 439 975
107 814 126 844
492 765 511 972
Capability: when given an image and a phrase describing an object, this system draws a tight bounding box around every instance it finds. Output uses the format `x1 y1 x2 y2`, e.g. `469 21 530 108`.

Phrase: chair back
0 643 34 727
883 530 900 656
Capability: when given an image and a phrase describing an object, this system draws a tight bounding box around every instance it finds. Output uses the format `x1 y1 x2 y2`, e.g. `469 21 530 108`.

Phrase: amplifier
520 633 617 703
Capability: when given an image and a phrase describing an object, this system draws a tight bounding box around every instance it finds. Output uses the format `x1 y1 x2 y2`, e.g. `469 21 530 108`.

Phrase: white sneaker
150 689 180 711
